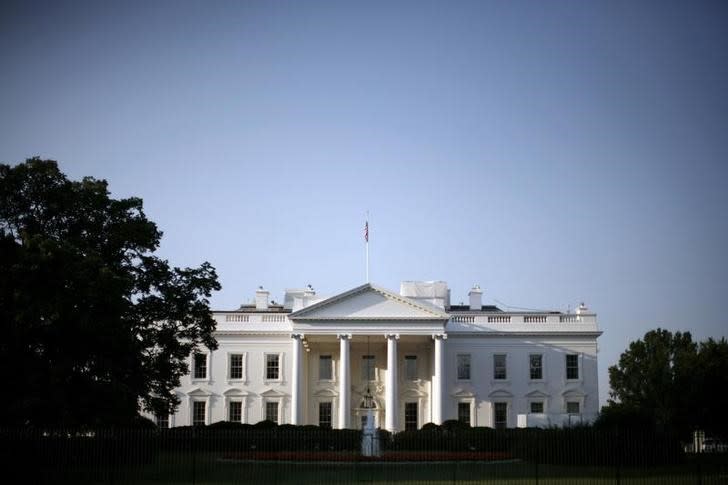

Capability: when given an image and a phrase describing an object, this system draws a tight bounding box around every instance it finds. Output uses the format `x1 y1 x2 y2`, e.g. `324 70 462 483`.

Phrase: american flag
364 220 369 242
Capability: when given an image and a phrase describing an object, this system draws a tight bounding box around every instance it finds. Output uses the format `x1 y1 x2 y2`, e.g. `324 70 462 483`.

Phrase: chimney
304 284 315 297
468 285 482 311
255 286 269 310
576 302 589 315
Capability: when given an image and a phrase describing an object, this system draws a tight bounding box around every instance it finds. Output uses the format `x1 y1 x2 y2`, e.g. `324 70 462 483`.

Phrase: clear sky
2 0 727 407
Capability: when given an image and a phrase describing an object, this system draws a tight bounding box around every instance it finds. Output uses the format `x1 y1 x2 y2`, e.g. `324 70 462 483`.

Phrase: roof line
289 282 449 319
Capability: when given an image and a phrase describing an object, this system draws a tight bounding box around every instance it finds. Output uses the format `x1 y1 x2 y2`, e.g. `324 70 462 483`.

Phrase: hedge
0 422 685 467
383 423 683 466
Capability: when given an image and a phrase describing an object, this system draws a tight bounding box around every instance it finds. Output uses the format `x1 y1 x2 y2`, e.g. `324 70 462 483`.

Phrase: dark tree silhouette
601 328 728 439
0 158 220 426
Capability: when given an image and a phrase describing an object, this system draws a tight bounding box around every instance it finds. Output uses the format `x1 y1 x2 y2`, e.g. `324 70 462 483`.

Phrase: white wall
443 335 599 427
151 322 599 430
170 335 293 426
158 332 598 430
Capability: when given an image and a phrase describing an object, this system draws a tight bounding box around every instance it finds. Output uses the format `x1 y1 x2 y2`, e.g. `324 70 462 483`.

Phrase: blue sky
2 0 727 406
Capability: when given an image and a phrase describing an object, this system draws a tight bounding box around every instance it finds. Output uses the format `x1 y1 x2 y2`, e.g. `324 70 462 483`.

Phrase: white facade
159 282 601 431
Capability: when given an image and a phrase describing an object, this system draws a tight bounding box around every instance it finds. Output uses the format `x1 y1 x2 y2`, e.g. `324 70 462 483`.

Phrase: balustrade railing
225 314 250 322
224 314 288 323
222 312 590 327
559 315 581 323
262 315 287 323
451 316 475 323
449 313 595 328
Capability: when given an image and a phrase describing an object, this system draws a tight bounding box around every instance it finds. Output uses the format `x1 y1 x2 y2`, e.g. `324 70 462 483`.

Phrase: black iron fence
1 424 726 484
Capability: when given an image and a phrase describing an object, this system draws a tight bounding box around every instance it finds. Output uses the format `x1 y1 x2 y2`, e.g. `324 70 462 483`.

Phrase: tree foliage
0 158 220 426
602 328 728 439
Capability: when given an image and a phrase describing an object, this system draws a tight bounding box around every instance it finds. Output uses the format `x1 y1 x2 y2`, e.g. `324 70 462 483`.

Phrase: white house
155 281 601 432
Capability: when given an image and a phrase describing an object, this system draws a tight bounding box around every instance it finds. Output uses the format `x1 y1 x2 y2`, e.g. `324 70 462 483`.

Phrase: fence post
615 429 621 485
109 429 115 485
697 460 702 485
191 427 197 485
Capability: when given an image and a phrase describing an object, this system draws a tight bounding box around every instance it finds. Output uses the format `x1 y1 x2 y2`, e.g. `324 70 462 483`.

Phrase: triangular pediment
187 387 212 397
525 389 550 398
289 283 448 321
260 388 287 397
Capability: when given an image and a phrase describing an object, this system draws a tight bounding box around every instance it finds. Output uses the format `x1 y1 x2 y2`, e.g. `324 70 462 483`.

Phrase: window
457 354 471 380
229 354 244 380
192 401 206 426
319 402 332 428
265 401 279 423
566 401 580 414
405 402 418 431
405 356 417 380
319 355 332 380
266 354 280 380
566 354 579 380
362 355 375 381
193 353 207 380
156 414 169 429
530 401 544 414
458 402 471 425
493 354 507 380
494 402 508 430
229 401 242 422
529 354 543 380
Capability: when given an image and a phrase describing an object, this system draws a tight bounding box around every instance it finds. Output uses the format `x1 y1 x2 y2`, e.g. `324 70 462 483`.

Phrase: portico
288 284 449 431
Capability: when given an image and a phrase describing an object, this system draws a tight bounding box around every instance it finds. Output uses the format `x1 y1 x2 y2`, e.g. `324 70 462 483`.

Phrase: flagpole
366 241 369 283
365 211 370 283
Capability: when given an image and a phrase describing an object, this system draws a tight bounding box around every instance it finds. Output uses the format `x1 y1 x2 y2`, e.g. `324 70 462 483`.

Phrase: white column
338 334 351 429
291 334 304 425
385 334 399 432
432 334 447 425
